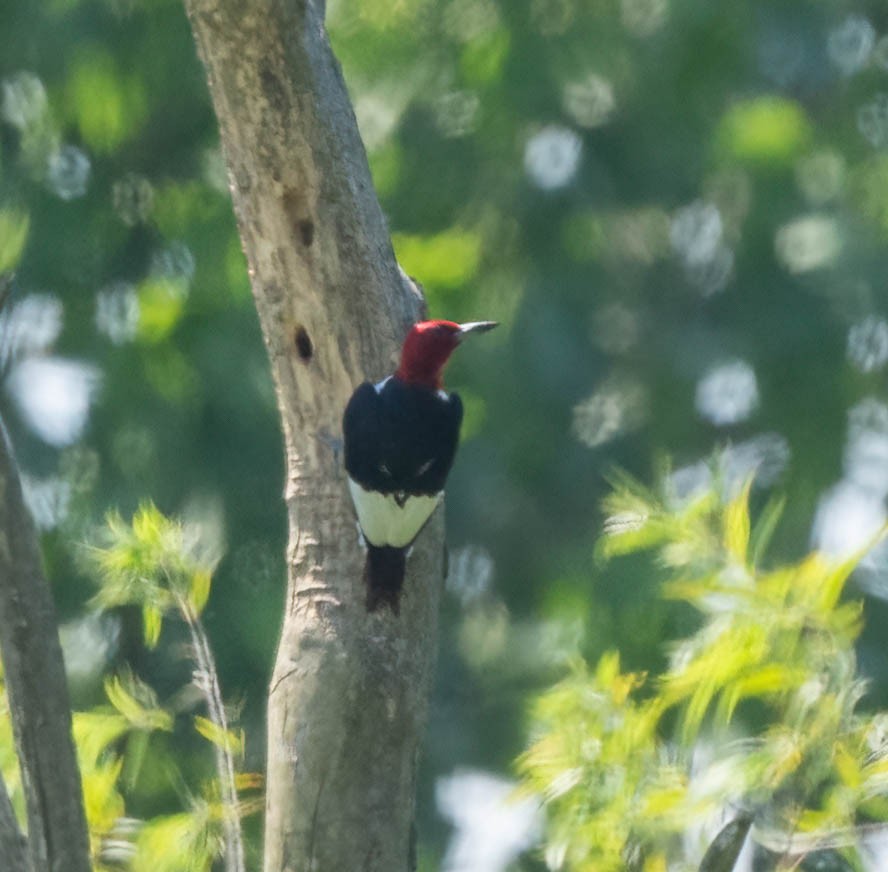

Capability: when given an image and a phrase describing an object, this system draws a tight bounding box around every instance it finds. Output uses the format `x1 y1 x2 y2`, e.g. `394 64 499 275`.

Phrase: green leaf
716 96 811 165
194 715 243 758
72 710 129 771
66 48 147 153
722 480 751 565
0 208 29 274
189 569 212 615
392 227 482 291
137 277 187 343
749 494 785 567
142 604 163 648
131 805 217 872
104 672 173 732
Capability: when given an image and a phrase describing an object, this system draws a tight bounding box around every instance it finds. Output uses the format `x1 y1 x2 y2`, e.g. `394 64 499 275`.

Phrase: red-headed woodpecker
343 319 498 611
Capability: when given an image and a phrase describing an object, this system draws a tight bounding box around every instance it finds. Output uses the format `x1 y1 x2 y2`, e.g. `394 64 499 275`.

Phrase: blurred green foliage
521 475 888 870
57 504 255 869
2 0 888 866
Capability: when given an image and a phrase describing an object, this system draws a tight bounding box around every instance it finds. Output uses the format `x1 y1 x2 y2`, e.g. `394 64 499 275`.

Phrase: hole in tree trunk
294 325 313 361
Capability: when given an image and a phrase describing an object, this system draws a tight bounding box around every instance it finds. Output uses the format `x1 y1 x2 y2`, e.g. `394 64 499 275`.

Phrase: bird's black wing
343 382 386 491
413 391 463 494
377 381 464 496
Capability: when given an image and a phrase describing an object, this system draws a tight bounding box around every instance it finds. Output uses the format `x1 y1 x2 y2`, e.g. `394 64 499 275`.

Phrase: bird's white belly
348 478 442 548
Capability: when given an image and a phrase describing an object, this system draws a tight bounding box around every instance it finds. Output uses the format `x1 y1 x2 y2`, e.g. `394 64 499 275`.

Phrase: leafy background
3 0 888 867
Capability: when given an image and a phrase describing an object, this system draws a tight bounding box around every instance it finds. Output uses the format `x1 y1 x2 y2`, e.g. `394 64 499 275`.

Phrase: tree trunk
183 1 444 870
0 424 91 872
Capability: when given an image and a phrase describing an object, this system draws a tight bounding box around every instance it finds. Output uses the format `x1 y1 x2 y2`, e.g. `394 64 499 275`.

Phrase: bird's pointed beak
457 321 498 340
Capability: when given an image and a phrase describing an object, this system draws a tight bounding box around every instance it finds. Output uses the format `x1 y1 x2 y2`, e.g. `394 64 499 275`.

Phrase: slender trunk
0 422 91 872
183 1 444 868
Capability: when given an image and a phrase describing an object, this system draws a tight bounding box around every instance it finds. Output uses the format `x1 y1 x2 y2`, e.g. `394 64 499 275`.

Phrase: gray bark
0 768 27 872
0 423 91 872
183 1 443 870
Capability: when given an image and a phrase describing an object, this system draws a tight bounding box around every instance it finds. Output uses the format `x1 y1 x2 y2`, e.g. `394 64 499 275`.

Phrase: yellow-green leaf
194 715 243 758
142 604 163 649
723 480 751 565
137 277 187 343
0 208 29 274
392 227 482 291
716 96 811 165
189 569 212 615
104 673 172 732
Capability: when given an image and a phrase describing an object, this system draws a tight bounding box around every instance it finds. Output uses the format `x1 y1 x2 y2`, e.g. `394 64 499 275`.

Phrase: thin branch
177 595 244 872
0 421 91 872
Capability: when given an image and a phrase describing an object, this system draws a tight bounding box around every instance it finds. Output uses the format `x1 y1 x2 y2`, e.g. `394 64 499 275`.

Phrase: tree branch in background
176 594 245 872
0 423 91 872
0 768 27 872
184 0 444 869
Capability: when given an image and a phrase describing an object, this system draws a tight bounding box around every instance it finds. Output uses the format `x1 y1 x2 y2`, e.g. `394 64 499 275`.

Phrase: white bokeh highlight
858 93 888 149
562 73 615 128
47 145 91 201
21 473 71 531
695 360 759 426
813 399 888 593
447 545 495 604
436 769 541 872
827 15 876 77
848 317 888 374
524 125 583 191
6 357 102 446
775 214 840 274
0 293 63 369
95 281 140 345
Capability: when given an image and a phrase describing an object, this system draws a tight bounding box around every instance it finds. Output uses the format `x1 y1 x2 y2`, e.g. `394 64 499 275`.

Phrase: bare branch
0 422 90 872
177 595 245 872
183 0 442 868
0 767 28 872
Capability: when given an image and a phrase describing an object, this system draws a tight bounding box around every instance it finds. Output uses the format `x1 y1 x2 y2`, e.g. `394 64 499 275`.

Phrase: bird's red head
395 319 497 389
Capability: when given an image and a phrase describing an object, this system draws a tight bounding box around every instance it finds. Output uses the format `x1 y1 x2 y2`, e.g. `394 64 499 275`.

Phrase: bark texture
183 1 443 869
0 768 27 872
0 423 91 872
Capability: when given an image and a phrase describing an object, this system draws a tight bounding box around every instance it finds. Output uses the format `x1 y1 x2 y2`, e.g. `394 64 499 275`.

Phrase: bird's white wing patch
348 478 441 548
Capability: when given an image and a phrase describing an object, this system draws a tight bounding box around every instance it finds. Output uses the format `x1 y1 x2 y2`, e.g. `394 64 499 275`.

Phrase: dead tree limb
0 423 91 872
183 1 444 869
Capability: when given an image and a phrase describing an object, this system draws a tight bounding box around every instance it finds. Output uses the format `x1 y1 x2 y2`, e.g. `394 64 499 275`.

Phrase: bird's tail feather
364 545 407 613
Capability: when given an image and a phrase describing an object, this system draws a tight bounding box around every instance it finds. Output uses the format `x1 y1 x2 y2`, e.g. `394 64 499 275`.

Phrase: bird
343 319 498 612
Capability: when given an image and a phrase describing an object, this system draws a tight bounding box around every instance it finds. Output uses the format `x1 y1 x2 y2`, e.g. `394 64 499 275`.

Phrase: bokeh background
3 0 888 868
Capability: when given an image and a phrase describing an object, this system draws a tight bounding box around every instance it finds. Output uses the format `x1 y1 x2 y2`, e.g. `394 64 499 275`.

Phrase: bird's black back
343 377 463 496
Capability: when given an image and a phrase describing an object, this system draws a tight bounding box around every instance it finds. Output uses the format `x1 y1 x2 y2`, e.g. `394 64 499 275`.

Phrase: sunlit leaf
722 479 751 565
189 569 212 615
234 772 263 792
142 604 163 648
104 672 173 732
193 715 243 758
749 494 785 568
392 227 482 291
131 805 219 872
137 277 187 343
716 96 811 165
0 208 29 274
81 758 125 858
73 710 129 771
459 28 510 85
66 49 147 153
